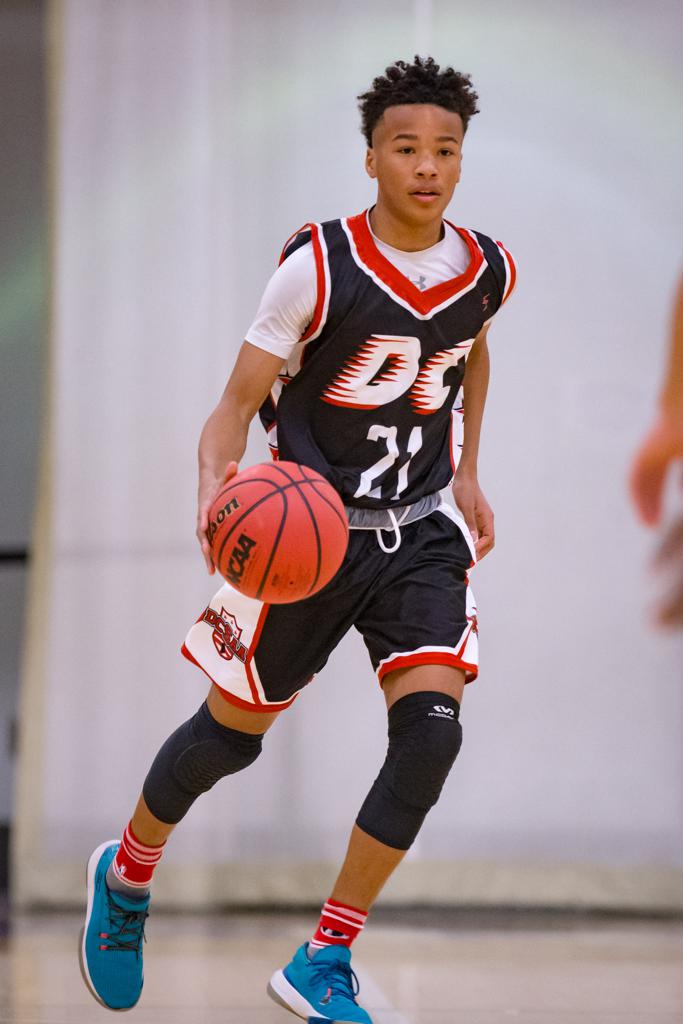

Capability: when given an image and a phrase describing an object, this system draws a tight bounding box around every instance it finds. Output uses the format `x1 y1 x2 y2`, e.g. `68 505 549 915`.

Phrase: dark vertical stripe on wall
0 0 47 897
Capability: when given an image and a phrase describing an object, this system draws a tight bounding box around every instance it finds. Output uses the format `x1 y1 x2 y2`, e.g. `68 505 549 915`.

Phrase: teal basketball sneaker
267 942 373 1023
79 840 149 1010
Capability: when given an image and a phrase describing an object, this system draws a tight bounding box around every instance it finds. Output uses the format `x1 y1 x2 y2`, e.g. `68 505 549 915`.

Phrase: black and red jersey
259 210 516 509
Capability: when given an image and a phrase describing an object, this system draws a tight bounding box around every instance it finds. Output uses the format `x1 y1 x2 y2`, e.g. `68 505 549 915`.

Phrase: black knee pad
142 701 264 825
356 691 462 851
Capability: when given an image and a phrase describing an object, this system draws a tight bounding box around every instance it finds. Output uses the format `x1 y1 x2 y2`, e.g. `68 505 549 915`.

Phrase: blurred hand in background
630 274 683 626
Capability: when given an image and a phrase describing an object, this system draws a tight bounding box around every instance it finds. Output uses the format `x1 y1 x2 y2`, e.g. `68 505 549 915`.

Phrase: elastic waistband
344 492 441 531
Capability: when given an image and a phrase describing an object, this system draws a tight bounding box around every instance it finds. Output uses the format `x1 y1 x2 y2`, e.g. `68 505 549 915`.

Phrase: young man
80 56 516 1023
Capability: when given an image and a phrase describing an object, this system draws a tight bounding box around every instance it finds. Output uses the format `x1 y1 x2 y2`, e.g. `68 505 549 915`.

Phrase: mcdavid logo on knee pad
429 705 455 719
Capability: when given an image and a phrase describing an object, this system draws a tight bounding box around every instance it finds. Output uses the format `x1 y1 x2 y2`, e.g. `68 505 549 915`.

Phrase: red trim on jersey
299 223 326 342
346 211 483 316
266 421 279 460
277 222 327 348
496 240 517 303
180 642 297 712
448 409 460 474
377 650 478 683
278 223 309 266
322 397 387 411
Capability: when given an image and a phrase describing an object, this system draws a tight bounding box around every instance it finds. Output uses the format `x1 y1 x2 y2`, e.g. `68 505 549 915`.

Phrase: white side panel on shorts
184 582 268 706
436 501 477 564
460 584 479 665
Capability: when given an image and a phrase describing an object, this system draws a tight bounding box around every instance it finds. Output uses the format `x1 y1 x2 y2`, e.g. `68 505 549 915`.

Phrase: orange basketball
207 461 349 603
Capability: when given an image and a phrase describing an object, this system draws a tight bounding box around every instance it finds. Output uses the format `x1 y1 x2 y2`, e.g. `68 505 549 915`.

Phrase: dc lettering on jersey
411 341 473 413
259 214 516 508
322 334 474 413
323 335 420 409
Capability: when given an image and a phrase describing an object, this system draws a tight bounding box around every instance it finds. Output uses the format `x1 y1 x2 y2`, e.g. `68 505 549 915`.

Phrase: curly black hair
358 56 479 146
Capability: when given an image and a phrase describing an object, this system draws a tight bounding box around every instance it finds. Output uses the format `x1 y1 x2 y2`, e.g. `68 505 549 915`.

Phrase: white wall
15 0 683 908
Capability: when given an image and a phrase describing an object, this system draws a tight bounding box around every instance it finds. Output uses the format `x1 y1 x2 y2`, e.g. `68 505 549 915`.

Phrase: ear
365 147 377 179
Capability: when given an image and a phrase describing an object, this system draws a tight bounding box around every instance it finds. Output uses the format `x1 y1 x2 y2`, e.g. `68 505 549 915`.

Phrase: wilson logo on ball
207 496 241 544
207 461 349 604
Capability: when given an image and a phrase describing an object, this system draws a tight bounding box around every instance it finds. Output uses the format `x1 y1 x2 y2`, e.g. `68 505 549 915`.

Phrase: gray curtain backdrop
15 0 683 908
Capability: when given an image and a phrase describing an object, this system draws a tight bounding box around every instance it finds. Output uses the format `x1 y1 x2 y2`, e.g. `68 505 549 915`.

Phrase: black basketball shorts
182 502 478 712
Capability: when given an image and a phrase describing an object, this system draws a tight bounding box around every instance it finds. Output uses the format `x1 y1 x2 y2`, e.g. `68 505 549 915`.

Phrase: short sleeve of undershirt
245 242 317 360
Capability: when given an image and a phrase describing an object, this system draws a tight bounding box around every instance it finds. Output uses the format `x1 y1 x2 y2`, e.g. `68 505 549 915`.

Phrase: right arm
196 341 285 573
196 236 318 571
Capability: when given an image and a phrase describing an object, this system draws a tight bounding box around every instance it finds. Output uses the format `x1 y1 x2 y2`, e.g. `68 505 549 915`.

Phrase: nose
415 152 438 177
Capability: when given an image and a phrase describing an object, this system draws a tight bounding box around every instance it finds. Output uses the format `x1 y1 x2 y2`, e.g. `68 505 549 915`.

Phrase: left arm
452 325 495 560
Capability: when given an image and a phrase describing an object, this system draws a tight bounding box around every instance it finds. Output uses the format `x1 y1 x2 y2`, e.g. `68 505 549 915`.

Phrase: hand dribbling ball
207 461 349 603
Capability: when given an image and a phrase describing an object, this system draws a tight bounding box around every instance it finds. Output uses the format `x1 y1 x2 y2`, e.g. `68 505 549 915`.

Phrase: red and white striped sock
309 898 368 954
108 821 166 895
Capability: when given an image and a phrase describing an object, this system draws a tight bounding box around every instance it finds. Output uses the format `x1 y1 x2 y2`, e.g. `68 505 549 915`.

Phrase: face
365 104 464 226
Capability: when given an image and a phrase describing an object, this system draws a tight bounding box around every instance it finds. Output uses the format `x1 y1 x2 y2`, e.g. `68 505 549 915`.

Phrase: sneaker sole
78 839 140 1012
266 969 362 1023
267 969 319 1019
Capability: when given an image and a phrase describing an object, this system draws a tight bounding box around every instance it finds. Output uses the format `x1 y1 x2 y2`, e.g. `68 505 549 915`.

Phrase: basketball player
80 57 517 1022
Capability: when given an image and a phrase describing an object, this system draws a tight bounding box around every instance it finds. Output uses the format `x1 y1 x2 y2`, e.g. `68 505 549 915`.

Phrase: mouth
410 189 441 203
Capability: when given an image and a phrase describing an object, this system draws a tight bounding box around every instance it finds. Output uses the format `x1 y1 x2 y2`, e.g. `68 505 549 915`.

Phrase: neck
369 200 443 252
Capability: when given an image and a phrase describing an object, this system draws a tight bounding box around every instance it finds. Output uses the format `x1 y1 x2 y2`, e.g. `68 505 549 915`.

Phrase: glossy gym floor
0 907 681 1023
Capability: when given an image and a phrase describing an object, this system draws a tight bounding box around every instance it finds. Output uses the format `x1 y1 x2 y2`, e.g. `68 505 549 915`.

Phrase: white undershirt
246 220 471 360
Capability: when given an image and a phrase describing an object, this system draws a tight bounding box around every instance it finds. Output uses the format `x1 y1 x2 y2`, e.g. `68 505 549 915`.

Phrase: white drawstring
375 508 402 553
346 493 439 552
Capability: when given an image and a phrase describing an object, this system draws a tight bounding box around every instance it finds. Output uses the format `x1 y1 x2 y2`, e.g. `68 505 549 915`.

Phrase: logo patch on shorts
202 606 248 663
